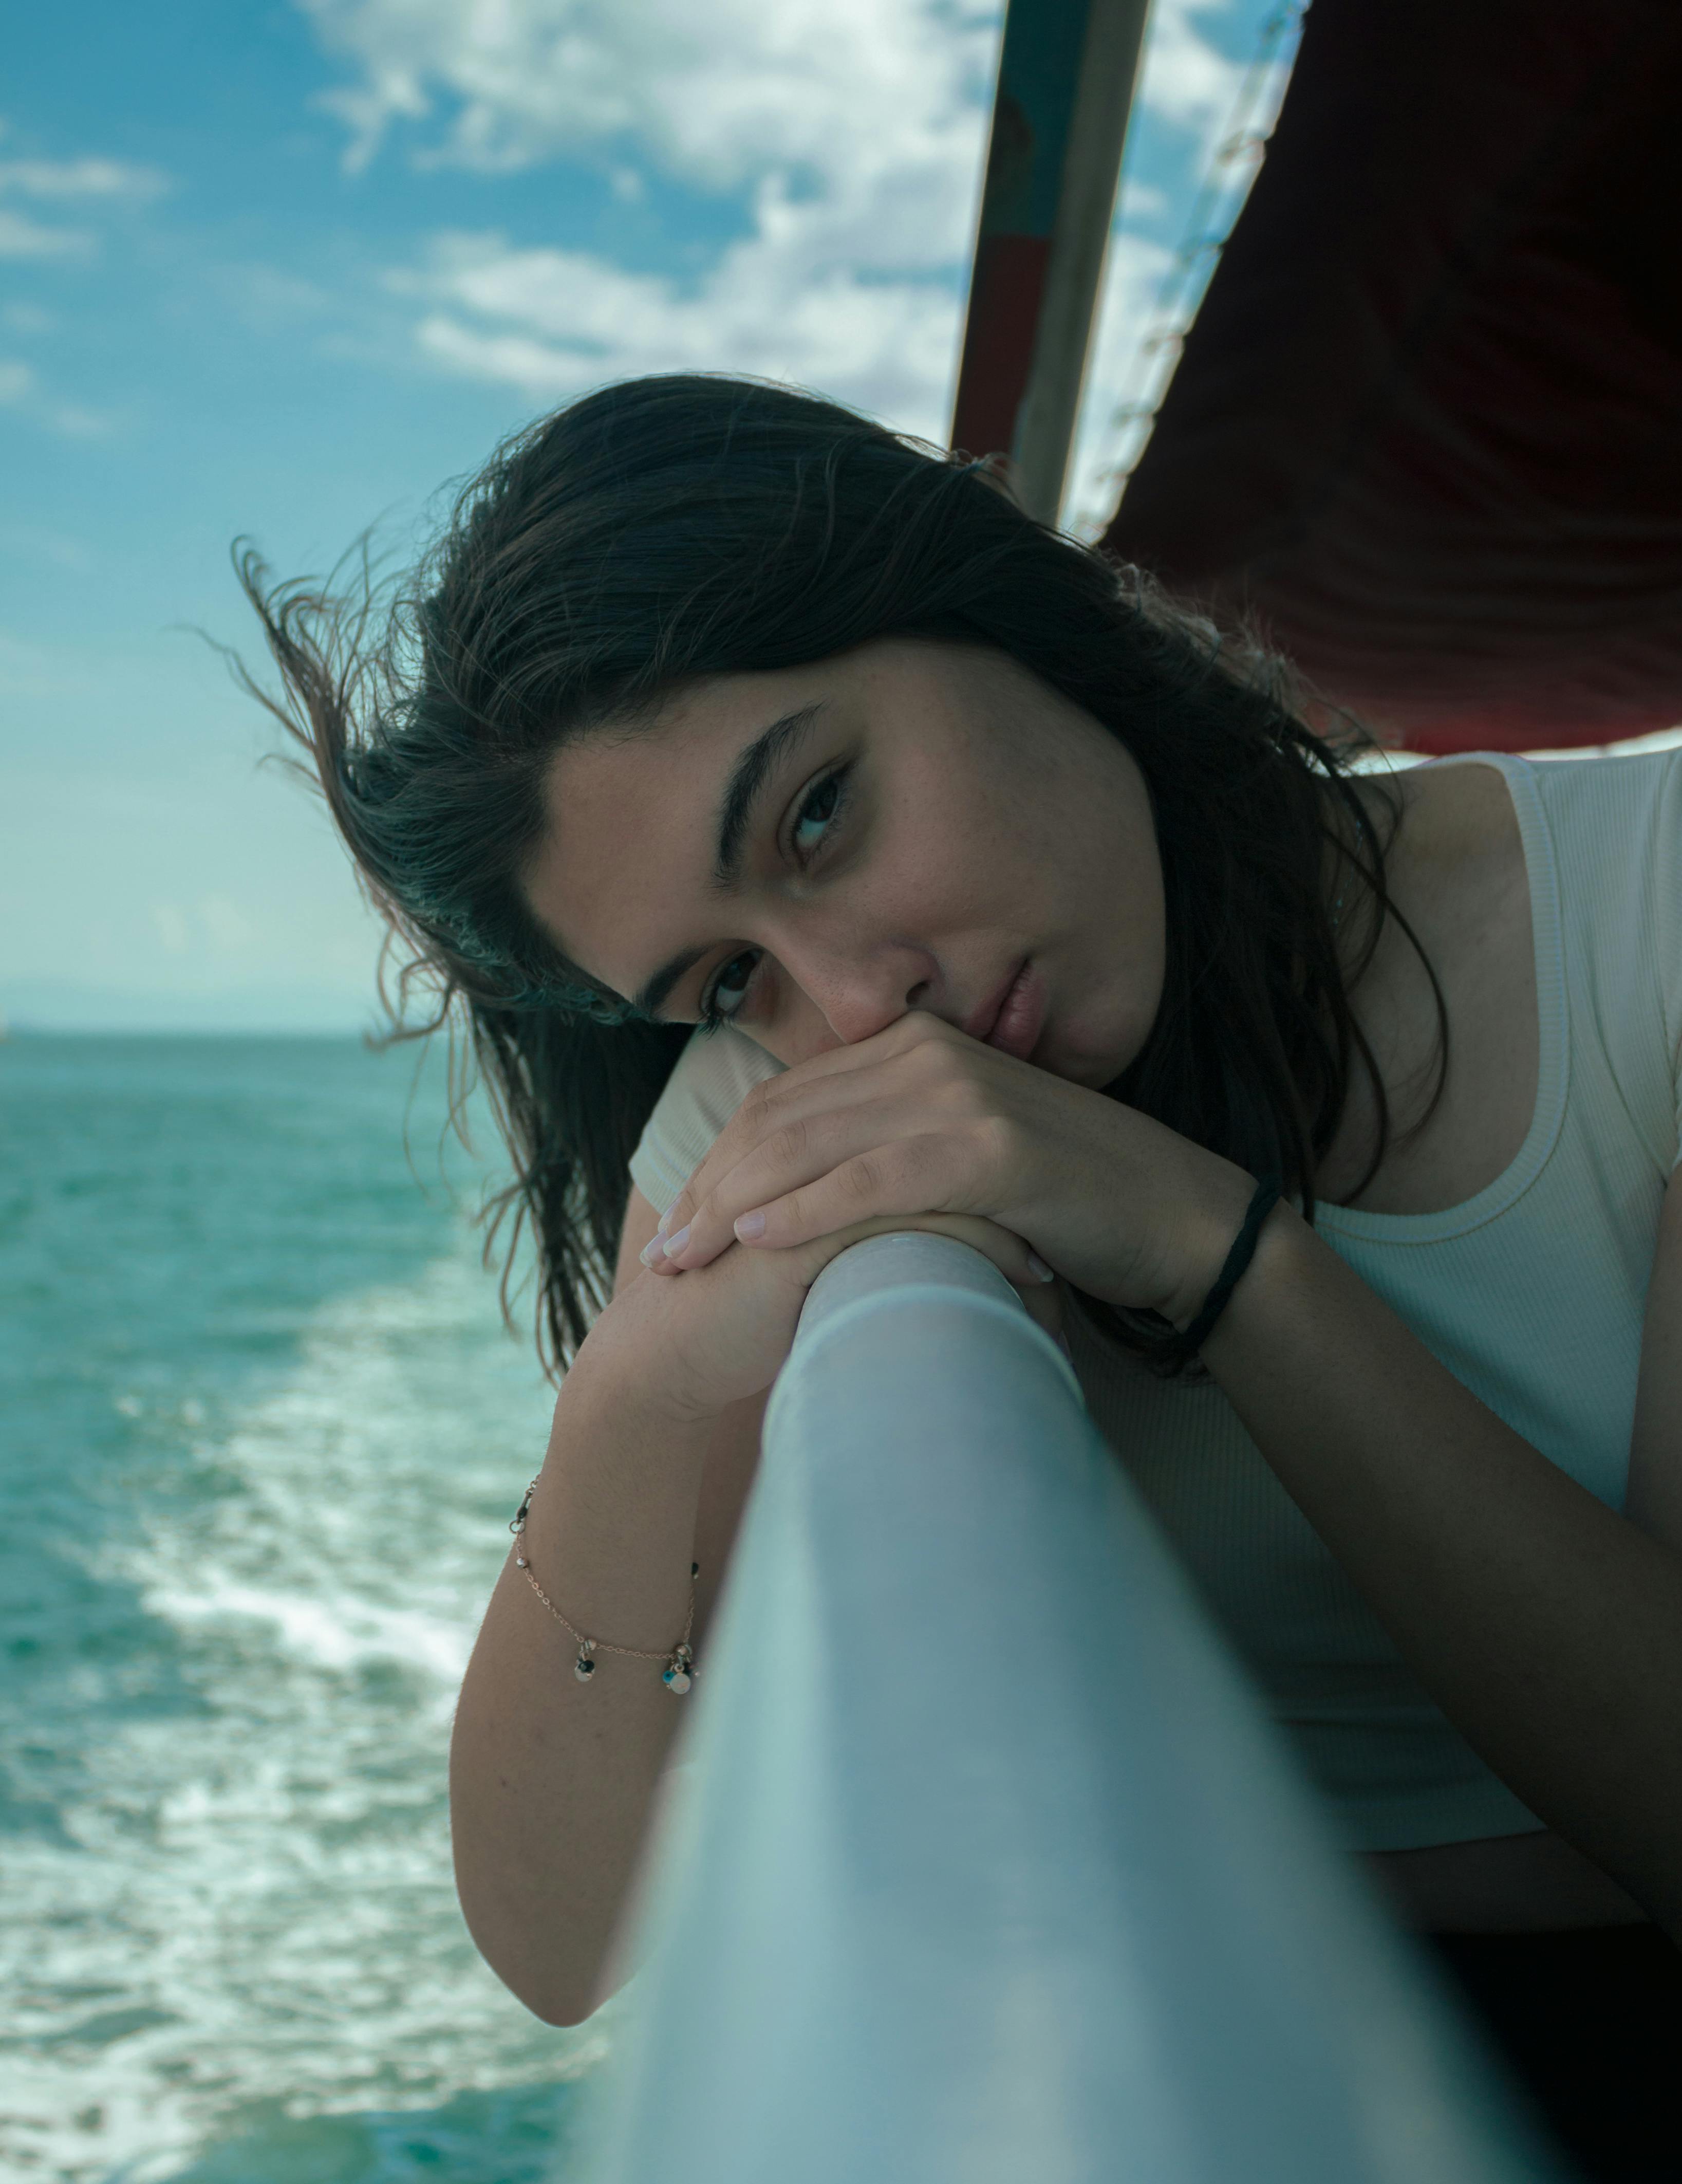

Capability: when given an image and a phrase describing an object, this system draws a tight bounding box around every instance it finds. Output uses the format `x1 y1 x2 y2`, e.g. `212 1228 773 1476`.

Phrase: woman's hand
600 1205 1066 1426
644 1012 1257 1328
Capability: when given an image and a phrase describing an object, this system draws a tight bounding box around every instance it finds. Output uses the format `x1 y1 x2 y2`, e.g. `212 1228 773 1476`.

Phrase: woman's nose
792 943 933 1048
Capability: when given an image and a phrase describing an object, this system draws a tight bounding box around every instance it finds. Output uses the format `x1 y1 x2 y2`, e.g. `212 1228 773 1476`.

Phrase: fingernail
639 1236 665 1268
656 1206 674 1237
734 1210 766 1241
1026 1251 1055 1283
660 1224 690 1258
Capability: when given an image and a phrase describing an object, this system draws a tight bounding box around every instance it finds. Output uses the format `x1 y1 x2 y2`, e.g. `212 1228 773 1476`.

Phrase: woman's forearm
449 1340 719 2025
1201 1204 1682 1938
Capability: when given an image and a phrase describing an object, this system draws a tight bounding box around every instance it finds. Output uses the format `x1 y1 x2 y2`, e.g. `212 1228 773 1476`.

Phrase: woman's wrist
1157 1160 1276 1334
543 1333 721 1546
1165 1169 1286 1356
516 1333 718 1657
572 1279 728 1430
1190 1197 1305 1362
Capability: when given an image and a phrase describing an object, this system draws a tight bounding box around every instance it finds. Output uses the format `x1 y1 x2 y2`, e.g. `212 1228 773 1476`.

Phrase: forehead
544 656 841 861
522 657 842 995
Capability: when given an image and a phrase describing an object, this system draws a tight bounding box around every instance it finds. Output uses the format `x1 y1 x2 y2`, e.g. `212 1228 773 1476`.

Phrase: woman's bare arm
1204 1193 1682 1941
450 1170 1061 2023
448 1186 764 2026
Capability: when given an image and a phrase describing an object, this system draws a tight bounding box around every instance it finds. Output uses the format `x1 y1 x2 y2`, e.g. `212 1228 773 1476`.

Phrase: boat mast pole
950 0 1151 527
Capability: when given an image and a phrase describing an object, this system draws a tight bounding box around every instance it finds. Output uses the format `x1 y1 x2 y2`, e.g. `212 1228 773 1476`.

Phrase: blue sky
1 0 1299 1031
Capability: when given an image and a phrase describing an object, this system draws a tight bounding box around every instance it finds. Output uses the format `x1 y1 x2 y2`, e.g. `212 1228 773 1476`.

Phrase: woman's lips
984 959 1046 1062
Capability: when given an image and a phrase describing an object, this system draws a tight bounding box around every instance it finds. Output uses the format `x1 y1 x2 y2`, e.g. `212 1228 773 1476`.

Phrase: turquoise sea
1 1034 616 2184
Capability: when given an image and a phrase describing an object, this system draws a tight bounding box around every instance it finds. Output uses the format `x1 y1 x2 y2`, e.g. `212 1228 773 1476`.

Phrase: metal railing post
951 0 1153 526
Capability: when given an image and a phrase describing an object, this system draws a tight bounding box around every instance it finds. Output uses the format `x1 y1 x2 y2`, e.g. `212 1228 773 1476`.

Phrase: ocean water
0 1035 621 2184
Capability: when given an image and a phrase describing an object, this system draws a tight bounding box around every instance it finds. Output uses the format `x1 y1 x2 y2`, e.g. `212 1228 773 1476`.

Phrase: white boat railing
587 1232 1575 2183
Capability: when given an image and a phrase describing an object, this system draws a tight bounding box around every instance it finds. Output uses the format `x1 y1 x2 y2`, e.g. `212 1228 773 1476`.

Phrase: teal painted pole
952 0 1151 523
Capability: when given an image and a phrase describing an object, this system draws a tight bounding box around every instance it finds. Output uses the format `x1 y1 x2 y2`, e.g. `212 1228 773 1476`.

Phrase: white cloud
0 154 169 201
46 401 117 437
0 356 116 436
1064 229 1177 534
231 265 337 329
1134 0 1248 144
395 225 966 438
305 0 1001 434
297 0 999 184
0 207 92 260
0 138 173 428
0 148 169 258
301 0 1265 468
1069 5 1303 528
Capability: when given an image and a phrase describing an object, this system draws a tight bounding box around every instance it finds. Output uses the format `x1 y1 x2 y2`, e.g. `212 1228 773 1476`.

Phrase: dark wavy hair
234 372 1443 1379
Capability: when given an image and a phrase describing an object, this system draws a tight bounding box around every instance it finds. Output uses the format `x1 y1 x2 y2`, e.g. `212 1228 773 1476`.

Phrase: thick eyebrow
629 701 826 1022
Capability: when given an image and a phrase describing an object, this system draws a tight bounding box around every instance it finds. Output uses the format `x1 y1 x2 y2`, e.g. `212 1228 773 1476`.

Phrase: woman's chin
1055 1026 1147 1092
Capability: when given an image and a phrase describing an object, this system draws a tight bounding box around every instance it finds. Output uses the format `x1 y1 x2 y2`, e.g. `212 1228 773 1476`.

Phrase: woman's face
522 637 1166 1090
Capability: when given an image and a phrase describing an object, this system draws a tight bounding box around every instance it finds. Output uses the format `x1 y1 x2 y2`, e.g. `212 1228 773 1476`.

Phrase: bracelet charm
511 1474 699 1694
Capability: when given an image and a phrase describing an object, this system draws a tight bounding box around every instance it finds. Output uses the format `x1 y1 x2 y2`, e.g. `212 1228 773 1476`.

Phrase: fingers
660 1130 988 1275
645 1027 986 1272
646 1093 892 1272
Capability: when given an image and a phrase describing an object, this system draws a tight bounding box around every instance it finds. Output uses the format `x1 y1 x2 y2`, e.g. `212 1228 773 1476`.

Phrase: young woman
242 374 1682 2177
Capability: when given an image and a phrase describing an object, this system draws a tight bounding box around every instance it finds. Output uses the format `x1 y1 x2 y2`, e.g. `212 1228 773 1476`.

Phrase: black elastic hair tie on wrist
1171 1169 1284 1361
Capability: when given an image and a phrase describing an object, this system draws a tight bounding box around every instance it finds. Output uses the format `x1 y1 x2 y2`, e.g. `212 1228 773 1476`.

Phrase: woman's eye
790 767 848 863
700 951 761 1027
698 766 852 1028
